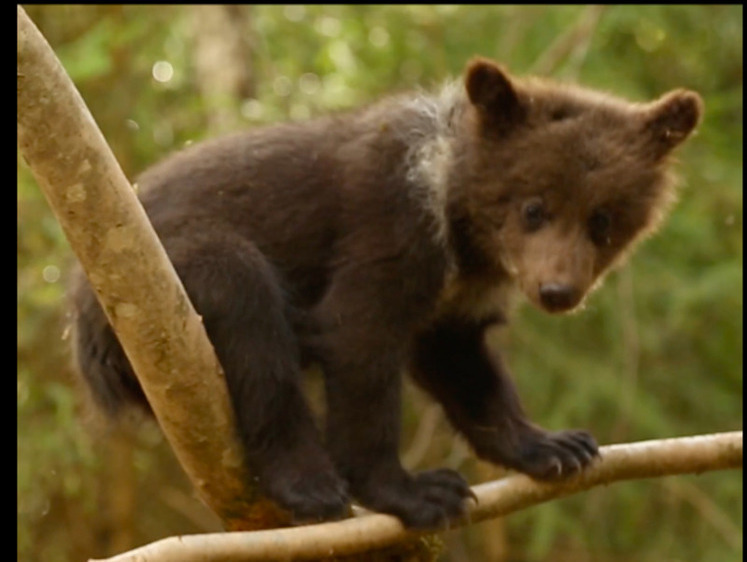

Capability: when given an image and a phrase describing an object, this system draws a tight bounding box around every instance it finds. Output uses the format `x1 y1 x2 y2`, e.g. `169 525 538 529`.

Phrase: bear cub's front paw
511 427 600 480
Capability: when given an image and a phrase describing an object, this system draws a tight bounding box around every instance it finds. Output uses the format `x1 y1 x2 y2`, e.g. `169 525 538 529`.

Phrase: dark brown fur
70 57 702 528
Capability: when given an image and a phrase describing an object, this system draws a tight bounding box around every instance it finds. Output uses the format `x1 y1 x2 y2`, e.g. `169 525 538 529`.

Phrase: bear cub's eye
522 198 546 231
550 107 571 121
588 209 612 246
549 105 580 122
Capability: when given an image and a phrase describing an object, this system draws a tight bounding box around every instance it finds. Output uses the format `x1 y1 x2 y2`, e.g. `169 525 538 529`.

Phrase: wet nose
539 283 579 312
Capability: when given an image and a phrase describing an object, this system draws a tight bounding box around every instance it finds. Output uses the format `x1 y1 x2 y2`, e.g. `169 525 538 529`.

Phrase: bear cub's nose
539 283 579 312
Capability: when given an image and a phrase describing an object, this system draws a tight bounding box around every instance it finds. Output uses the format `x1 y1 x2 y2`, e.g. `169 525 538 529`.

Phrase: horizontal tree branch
91 431 742 562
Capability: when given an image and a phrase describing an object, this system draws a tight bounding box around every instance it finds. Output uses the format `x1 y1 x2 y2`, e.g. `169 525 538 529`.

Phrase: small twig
662 479 742 550
530 5 607 76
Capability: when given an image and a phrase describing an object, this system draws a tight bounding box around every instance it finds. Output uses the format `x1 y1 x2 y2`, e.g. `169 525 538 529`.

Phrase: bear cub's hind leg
158 232 350 523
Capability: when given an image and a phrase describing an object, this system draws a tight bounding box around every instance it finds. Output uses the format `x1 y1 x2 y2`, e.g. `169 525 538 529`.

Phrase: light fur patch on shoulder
400 81 464 247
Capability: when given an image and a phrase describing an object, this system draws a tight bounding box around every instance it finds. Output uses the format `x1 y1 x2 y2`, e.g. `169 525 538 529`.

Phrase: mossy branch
90 431 741 562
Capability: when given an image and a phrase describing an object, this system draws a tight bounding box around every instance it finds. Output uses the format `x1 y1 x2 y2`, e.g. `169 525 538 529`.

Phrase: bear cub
71 57 702 529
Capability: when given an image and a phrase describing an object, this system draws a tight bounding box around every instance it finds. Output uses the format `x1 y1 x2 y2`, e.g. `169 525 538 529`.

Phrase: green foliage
18 6 741 562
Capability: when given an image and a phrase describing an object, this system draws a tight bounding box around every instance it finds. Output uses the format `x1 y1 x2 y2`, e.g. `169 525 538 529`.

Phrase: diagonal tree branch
90 431 742 562
17 5 283 531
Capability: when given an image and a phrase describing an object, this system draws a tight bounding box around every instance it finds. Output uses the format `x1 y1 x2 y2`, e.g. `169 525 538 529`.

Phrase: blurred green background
17 6 742 562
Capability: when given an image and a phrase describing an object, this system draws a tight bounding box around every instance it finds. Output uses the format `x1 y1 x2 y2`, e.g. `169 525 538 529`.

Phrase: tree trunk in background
473 463 510 561
106 429 136 555
191 5 255 135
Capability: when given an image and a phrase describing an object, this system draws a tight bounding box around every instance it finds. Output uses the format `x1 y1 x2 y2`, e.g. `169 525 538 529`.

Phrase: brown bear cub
71 57 702 528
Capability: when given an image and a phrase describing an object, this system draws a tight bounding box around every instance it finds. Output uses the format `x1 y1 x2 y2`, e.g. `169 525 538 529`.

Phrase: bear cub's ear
644 89 704 157
465 58 524 130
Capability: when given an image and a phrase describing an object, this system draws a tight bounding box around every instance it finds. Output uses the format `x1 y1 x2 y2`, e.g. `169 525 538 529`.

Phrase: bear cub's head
451 58 703 314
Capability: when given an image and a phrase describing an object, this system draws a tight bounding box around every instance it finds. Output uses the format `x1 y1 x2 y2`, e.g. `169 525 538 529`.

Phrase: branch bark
17 5 282 531
90 431 742 562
